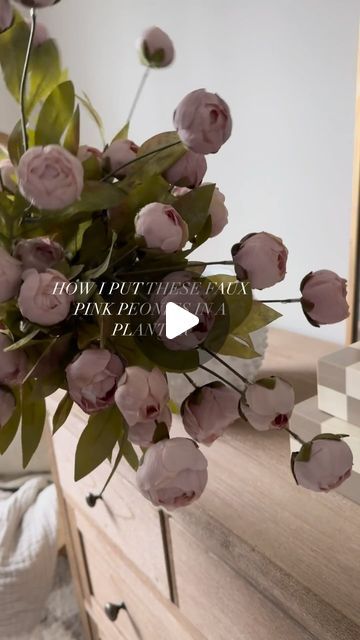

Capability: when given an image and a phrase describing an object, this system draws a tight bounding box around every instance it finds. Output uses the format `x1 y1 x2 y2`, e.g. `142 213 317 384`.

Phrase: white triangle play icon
165 302 199 340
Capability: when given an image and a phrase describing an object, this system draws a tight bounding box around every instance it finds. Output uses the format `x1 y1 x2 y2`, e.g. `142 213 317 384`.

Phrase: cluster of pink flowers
0 3 354 510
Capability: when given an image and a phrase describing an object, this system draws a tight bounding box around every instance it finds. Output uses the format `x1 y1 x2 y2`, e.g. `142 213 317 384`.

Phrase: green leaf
233 301 282 340
0 389 21 455
135 335 199 373
26 39 62 115
130 131 186 178
64 104 80 155
35 81 75 146
7 120 24 166
256 377 277 390
153 421 170 444
0 18 29 102
84 232 116 279
21 381 46 468
122 439 139 471
111 122 129 143
74 405 122 481
77 92 105 147
295 442 313 463
174 184 216 238
53 392 73 434
218 334 260 359
312 433 350 442
60 181 123 215
4 329 40 351
77 322 99 350
108 174 170 234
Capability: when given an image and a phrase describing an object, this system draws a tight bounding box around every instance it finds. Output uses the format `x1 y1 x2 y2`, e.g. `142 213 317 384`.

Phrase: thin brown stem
20 9 37 152
202 348 250 385
199 364 244 395
127 67 151 123
285 427 306 445
183 372 198 389
259 298 302 304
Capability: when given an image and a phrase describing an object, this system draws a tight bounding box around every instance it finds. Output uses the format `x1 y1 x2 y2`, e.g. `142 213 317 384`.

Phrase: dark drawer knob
85 493 102 508
104 602 127 621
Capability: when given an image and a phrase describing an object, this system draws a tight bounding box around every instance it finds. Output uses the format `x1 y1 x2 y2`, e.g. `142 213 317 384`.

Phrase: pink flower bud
103 140 138 177
208 187 228 237
0 159 17 193
300 270 349 326
0 247 22 303
174 89 232 154
18 269 73 326
18 145 84 211
77 146 102 163
182 382 240 445
137 26 175 68
0 387 15 428
66 349 125 415
241 377 295 431
136 437 208 509
164 150 207 188
0 334 28 386
14 238 64 273
128 406 172 449
135 202 188 253
293 436 353 492
232 232 288 289
115 367 169 427
0 0 13 33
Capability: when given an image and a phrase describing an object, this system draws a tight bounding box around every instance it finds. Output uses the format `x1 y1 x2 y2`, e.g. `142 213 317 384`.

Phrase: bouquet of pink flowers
0 0 352 509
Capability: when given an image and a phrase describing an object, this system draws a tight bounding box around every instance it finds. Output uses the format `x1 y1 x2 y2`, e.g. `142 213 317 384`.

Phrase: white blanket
0 476 58 638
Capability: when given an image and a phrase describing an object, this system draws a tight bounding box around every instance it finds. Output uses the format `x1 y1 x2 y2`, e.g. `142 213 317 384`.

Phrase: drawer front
170 520 315 640
73 508 205 640
51 405 169 599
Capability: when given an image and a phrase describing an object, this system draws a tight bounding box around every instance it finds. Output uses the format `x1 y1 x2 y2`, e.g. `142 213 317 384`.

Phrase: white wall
1 0 359 343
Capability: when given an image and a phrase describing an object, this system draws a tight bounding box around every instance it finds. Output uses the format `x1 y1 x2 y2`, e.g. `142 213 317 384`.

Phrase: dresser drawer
73 508 205 640
51 404 169 599
169 520 315 640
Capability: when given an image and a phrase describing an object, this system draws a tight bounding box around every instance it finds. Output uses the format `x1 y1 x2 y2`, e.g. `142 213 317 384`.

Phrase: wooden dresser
48 329 360 640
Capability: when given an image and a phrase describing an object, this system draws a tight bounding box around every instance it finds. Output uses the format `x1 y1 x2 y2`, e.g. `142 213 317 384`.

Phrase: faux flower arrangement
0 0 353 510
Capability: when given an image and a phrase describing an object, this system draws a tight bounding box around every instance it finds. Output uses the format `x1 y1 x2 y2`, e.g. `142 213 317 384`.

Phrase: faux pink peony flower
128 406 172 448
14 238 64 273
232 232 288 290
182 382 240 445
66 349 125 415
0 0 12 33
135 202 188 253
18 269 73 326
15 0 59 7
137 26 175 68
18 145 84 211
293 436 353 492
115 366 169 427
103 139 139 177
0 334 28 386
300 270 349 326
0 247 22 303
241 377 295 431
136 437 208 509
174 89 232 154
164 150 207 188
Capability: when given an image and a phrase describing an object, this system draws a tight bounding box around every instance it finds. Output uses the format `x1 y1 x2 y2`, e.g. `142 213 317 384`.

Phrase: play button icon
165 302 199 340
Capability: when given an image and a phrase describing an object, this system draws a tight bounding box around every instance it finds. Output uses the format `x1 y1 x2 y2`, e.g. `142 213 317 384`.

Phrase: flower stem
259 298 302 304
285 427 306 445
183 372 198 389
199 364 244 395
202 348 250 385
127 67 151 124
102 140 182 182
20 9 37 152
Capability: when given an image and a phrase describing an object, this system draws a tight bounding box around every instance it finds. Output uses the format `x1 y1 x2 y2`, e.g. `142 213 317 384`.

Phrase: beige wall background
1 0 359 343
